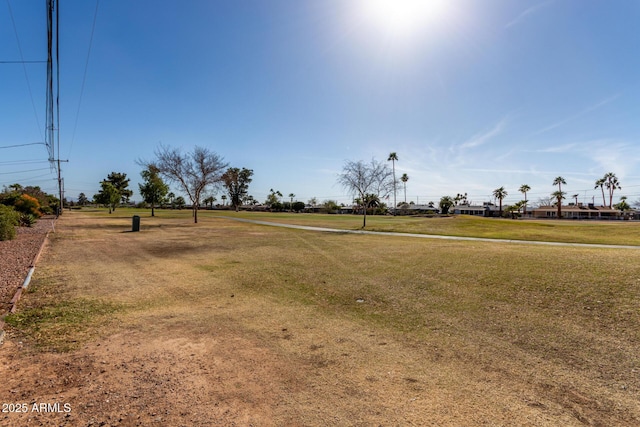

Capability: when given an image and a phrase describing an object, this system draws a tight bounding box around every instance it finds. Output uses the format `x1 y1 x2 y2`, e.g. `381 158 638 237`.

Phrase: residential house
453 202 501 217
531 203 622 219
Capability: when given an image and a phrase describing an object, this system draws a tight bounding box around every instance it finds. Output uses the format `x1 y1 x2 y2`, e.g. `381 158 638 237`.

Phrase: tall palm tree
288 193 295 212
552 176 566 218
388 152 398 215
492 186 507 217
603 172 621 208
518 184 531 215
552 190 566 218
400 173 409 204
594 178 606 206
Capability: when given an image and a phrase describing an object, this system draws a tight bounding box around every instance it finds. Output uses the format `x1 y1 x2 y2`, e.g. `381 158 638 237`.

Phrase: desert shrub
0 205 19 241
14 194 42 217
19 213 38 227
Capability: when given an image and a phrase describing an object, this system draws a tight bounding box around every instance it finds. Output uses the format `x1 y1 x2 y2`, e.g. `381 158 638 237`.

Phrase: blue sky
2 0 640 207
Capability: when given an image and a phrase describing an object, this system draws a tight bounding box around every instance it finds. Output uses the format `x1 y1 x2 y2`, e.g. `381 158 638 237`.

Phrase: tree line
91 145 255 223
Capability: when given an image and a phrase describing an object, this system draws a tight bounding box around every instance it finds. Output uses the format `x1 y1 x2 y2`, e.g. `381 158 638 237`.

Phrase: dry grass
4 210 640 425
211 209 640 246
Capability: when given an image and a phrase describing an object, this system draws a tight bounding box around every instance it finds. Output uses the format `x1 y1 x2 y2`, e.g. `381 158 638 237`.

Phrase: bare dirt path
1 212 638 426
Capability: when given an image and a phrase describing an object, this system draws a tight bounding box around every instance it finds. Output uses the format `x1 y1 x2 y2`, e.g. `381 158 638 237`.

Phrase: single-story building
453 203 501 217
531 203 622 219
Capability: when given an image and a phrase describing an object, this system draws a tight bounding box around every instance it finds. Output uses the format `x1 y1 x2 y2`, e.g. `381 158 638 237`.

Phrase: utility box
132 215 140 232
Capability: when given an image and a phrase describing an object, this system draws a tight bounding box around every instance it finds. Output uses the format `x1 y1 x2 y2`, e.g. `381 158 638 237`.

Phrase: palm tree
553 176 566 192
492 186 507 217
594 178 606 206
387 152 398 215
603 172 621 208
288 193 295 212
571 193 579 205
552 190 566 218
552 176 566 218
400 173 409 204
518 184 531 216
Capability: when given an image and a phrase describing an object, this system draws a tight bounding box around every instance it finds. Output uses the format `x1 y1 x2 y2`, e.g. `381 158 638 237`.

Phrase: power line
0 60 46 63
0 167 51 175
0 142 46 149
0 159 50 165
5 0 44 141
68 0 100 158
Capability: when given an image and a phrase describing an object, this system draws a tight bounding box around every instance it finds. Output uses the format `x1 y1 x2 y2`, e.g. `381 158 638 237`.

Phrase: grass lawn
4 209 640 425
73 207 640 247
204 209 640 246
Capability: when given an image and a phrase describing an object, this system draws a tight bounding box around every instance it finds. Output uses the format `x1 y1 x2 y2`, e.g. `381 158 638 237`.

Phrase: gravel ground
0 218 54 314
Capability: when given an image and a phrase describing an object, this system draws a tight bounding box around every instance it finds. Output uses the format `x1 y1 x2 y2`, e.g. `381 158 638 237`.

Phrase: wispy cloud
460 117 508 149
532 143 578 153
505 1 555 29
531 94 620 137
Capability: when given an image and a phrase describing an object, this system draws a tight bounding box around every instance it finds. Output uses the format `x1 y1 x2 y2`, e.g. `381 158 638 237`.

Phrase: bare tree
337 158 393 228
141 145 227 223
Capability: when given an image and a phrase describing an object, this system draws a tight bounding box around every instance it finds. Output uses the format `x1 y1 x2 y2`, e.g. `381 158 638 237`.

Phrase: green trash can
132 215 140 232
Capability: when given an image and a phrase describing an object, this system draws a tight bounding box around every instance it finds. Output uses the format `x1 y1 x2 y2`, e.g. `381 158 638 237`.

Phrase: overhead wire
0 142 46 149
68 0 100 159
5 0 44 142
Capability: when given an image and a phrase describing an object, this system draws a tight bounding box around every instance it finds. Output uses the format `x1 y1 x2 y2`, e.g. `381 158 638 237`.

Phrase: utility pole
46 0 63 215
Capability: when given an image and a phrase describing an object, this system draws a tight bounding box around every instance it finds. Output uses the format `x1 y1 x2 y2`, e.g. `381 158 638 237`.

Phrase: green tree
323 200 339 214
288 193 295 212
594 178 606 206
139 165 169 217
439 196 454 214
142 145 228 223
292 201 306 212
552 190 566 218
106 172 133 204
614 196 631 212
400 173 409 204
603 172 621 208
492 186 507 217
338 158 394 228
388 152 398 215
77 192 89 206
203 196 216 208
222 167 254 212
518 184 531 215
94 181 121 214
175 196 186 209
265 189 283 209
552 176 566 217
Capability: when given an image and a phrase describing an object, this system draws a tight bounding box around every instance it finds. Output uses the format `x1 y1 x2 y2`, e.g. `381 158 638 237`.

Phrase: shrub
0 205 19 241
14 194 42 217
19 213 38 227
292 201 306 212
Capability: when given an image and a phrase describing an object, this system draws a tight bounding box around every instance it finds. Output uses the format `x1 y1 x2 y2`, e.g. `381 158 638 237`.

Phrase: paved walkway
213 216 640 250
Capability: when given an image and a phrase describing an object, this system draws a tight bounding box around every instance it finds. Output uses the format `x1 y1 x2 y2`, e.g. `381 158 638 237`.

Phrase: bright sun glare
358 0 449 44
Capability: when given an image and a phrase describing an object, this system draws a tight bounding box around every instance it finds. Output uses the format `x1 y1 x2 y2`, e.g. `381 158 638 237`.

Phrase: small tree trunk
193 205 198 223
362 203 367 228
